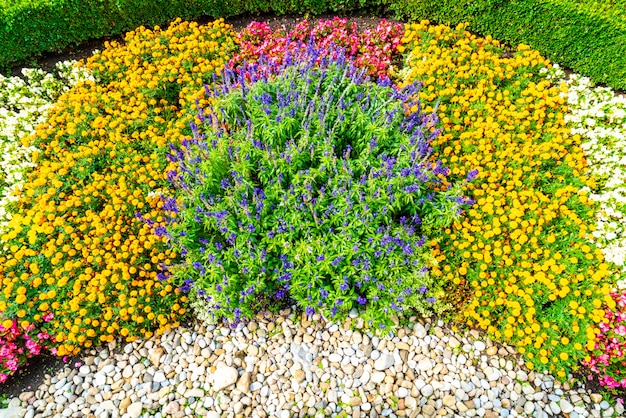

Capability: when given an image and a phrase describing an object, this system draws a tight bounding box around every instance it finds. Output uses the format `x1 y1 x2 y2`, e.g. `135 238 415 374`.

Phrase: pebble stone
0 312 619 418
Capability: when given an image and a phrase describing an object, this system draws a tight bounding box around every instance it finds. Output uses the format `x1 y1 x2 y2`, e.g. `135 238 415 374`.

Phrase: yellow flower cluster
399 21 619 377
0 18 236 356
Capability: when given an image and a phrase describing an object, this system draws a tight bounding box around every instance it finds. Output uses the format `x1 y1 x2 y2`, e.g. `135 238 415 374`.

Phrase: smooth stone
328 354 342 363
422 404 435 415
360 370 370 385
524 401 535 415
94 373 106 386
101 400 115 410
213 366 238 392
149 347 164 367
122 365 133 379
126 402 143 418
414 323 427 338
590 394 603 403
420 385 433 397
443 395 456 407
0 407 26 418
371 372 386 384
164 401 180 415
374 354 394 371
418 358 432 371
236 372 251 392
153 371 166 383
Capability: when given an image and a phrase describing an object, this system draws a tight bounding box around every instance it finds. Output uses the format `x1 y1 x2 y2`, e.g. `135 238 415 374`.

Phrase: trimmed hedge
3 0 626 90
0 0 375 71
387 0 626 91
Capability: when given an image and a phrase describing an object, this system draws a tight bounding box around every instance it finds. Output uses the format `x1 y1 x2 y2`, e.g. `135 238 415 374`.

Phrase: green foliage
3 0 625 91
387 0 626 91
159 46 471 331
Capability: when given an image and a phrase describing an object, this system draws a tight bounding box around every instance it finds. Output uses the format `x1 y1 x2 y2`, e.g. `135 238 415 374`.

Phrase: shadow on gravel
0 354 81 399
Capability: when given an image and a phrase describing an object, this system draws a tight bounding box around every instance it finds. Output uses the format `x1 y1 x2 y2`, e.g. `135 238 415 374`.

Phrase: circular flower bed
1 16 625 396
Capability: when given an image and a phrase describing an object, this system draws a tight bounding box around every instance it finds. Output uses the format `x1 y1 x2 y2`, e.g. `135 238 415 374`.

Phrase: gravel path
0 310 622 418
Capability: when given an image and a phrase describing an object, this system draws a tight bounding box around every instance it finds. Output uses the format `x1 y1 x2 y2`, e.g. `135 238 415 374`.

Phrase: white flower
560 71 626 287
0 60 94 236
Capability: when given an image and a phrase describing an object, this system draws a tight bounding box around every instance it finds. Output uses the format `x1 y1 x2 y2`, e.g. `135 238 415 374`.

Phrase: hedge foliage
388 0 626 91
2 0 626 90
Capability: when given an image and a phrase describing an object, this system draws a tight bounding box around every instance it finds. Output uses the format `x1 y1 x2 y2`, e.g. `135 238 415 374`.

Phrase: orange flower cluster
0 18 236 356
399 22 619 377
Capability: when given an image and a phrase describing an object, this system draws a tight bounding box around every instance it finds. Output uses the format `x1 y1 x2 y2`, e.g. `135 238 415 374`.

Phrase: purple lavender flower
466 168 479 182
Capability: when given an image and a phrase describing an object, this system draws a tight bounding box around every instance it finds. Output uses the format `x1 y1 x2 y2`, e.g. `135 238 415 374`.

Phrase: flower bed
1 16 625 394
398 21 622 380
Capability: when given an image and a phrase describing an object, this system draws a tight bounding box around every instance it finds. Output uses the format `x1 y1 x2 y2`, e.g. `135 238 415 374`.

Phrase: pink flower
585 290 626 391
5 359 18 372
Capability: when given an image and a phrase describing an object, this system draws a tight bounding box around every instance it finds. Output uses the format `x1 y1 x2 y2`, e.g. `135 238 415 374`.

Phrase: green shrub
155 44 473 330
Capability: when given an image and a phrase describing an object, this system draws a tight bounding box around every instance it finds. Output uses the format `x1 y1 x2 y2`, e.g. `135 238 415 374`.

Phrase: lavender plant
157 43 473 330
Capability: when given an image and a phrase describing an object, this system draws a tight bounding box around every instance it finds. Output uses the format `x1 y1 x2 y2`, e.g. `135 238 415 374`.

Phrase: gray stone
420 384 434 397
414 324 427 338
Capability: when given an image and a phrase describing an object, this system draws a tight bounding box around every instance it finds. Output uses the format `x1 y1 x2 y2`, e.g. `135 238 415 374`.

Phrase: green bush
387 0 626 90
156 44 473 330
4 0 625 91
